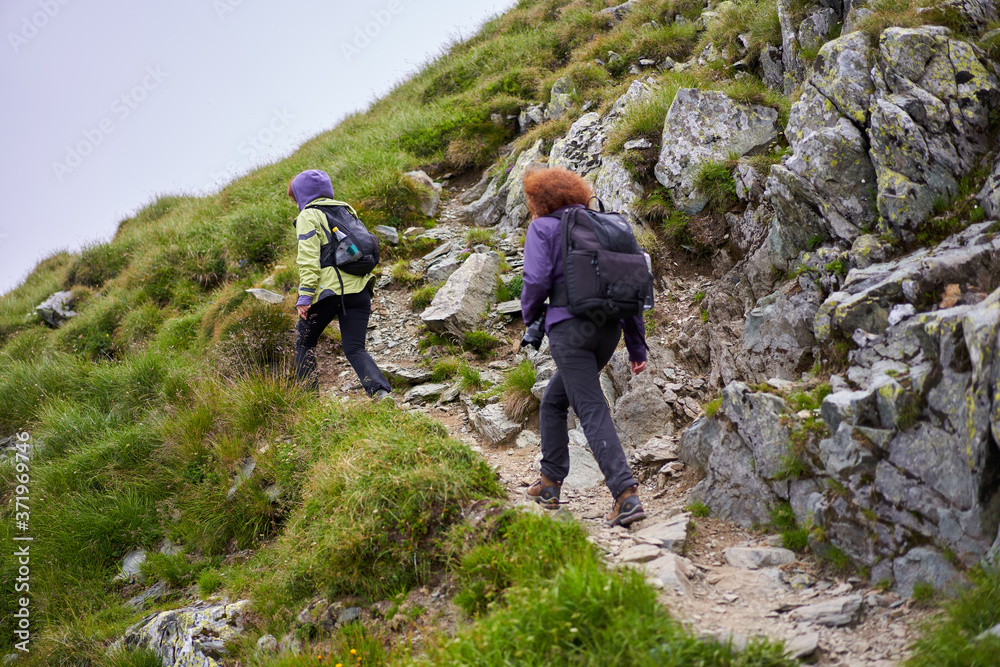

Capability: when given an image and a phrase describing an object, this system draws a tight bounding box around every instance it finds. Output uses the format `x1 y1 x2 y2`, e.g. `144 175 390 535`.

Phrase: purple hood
290 170 335 211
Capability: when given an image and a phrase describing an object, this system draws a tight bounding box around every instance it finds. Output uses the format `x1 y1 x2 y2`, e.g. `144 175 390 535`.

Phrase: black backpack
550 201 654 323
305 204 380 276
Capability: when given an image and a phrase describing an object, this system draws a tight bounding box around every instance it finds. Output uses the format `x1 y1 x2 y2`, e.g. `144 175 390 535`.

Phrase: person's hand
631 360 646 375
296 305 309 320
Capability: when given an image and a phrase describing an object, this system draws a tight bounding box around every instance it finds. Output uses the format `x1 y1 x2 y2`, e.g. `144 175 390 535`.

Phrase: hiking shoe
526 474 562 509
607 486 646 527
373 389 395 405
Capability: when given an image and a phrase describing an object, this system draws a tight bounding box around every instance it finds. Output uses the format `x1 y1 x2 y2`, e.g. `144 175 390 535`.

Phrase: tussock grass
249 401 503 617
693 159 739 212
423 509 797 666
496 274 524 302
501 359 538 421
906 567 1000 666
410 282 444 311
697 0 782 69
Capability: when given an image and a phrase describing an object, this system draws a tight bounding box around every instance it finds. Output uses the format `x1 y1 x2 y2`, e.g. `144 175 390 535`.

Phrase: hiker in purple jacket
520 166 648 527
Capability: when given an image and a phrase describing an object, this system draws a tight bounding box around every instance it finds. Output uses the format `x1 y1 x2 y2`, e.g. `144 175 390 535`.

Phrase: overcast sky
0 0 517 295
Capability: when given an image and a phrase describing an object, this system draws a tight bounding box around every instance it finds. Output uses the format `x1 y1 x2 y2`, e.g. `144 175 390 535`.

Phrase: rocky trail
312 191 933 666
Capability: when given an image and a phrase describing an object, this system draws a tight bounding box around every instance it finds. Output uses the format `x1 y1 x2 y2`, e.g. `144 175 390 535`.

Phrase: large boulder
549 112 606 176
420 252 501 336
682 223 1000 590
117 600 250 667
402 170 443 218
654 88 779 214
593 157 645 227
458 177 504 227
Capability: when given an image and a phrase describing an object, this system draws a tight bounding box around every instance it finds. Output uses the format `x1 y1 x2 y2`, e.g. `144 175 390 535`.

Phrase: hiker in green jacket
288 169 393 401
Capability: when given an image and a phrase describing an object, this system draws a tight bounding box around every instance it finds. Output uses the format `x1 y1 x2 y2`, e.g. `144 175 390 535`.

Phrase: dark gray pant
295 289 391 396
540 318 637 499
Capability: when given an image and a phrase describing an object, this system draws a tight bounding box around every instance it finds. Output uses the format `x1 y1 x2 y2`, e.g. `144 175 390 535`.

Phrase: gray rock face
869 28 999 241
469 403 522 446
502 139 548 231
118 600 250 667
891 547 963 598
814 221 1000 342
767 33 877 269
546 77 576 121
760 43 785 91
655 88 779 213
979 153 1000 219
679 383 788 528
634 513 691 554
420 252 501 336
427 256 462 283
741 282 821 382
36 291 78 327
564 428 606 489
684 223 1000 592
593 157 645 227
549 112 606 175
598 0 640 23
459 177 503 227
606 79 653 121
402 170 443 218
768 27 999 264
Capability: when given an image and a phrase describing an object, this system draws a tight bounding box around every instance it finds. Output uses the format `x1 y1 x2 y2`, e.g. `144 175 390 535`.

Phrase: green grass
410 282 444 311
463 329 503 356
501 358 538 421
697 0 782 70
421 509 796 666
703 397 723 418
496 274 524 302
464 227 497 248
769 502 809 552
391 259 424 286
906 567 1000 666
431 357 461 382
686 500 711 518
458 363 489 392
693 159 739 213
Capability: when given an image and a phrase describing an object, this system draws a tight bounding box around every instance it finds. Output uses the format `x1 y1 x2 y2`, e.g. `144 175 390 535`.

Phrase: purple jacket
521 204 648 363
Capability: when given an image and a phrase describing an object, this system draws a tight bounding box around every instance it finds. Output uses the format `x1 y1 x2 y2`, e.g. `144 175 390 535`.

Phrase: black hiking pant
539 317 637 500
295 289 391 396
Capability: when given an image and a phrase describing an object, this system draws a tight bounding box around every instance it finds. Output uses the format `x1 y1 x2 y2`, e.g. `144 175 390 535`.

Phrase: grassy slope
1 0 998 664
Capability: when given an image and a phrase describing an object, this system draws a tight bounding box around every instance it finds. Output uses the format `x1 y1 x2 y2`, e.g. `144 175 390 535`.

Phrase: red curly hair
523 167 592 219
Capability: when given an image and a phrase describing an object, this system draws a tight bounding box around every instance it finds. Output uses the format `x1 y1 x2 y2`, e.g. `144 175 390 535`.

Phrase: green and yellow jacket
294 197 374 307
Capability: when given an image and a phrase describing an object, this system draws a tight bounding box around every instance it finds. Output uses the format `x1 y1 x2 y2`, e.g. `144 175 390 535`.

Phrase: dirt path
313 191 931 666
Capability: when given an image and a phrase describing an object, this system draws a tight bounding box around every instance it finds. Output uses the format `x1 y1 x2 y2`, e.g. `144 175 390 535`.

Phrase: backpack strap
302 204 348 312
549 208 576 307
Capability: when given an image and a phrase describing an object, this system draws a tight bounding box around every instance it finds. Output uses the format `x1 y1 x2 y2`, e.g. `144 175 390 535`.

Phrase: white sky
0 0 517 295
